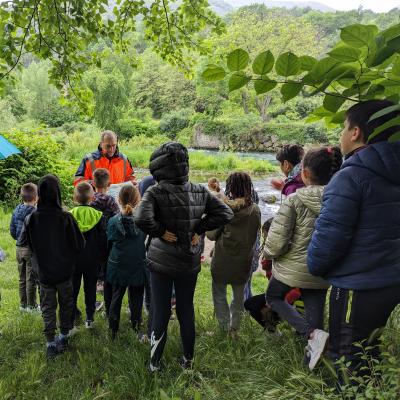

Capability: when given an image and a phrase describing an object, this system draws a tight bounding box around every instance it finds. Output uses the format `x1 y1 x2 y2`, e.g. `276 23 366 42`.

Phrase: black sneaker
46 344 60 359
180 356 193 370
55 335 69 353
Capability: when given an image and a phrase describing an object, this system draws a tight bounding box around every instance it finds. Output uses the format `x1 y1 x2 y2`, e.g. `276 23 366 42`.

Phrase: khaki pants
16 246 37 308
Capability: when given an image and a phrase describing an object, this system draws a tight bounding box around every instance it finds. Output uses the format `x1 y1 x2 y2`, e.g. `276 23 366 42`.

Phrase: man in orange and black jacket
74 130 136 186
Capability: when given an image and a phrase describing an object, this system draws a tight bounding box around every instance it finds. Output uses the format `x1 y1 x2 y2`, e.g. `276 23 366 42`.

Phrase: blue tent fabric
0 135 21 160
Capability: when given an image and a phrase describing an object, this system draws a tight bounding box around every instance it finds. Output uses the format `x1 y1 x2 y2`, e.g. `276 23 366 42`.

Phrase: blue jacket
10 204 36 246
307 141 400 290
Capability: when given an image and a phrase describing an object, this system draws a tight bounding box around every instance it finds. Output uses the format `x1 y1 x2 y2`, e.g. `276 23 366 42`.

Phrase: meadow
1 208 399 400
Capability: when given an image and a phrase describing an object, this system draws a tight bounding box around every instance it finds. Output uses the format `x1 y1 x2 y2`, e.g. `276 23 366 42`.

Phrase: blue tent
0 135 21 160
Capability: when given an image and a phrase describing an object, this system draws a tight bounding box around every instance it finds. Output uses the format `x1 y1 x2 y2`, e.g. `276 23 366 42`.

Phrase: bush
115 118 160 140
0 130 75 206
0 100 17 131
175 127 193 147
58 121 89 134
159 109 192 138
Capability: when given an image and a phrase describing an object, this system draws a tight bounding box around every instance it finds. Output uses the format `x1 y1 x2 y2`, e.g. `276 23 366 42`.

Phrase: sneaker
308 329 329 371
55 335 69 353
138 333 149 344
85 320 94 329
46 343 60 359
95 301 103 312
19 306 27 312
180 356 193 370
68 326 79 337
149 362 160 373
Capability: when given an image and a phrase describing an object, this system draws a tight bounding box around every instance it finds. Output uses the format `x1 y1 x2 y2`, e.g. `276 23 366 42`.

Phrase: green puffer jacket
265 185 329 290
207 198 261 285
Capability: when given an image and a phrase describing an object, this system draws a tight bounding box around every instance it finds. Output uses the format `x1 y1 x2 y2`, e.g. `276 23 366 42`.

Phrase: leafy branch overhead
0 0 224 103
202 22 400 139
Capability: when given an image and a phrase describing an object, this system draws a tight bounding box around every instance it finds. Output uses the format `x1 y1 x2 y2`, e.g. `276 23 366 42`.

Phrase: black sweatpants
150 271 198 366
109 284 144 332
72 264 98 323
40 279 73 342
244 293 280 330
329 285 400 377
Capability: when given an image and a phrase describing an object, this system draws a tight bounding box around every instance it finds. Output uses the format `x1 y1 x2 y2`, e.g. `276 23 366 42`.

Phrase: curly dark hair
225 172 253 206
276 144 304 166
302 146 343 185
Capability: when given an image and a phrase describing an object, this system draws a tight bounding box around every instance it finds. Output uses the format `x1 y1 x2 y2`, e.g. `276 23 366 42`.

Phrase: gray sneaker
308 329 329 371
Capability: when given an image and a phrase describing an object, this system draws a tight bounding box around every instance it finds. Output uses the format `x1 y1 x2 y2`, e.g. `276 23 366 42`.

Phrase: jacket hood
343 141 400 185
114 214 140 238
295 185 324 214
225 198 256 220
70 206 102 233
149 142 189 184
37 174 62 210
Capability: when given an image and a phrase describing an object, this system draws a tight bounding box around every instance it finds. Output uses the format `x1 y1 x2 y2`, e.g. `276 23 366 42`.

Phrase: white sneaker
85 320 94 329
308 329 329 371
68 326 79 337
19 306 27 312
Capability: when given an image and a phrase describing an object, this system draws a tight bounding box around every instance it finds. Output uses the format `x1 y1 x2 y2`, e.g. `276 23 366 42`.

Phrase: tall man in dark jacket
307 100 400 378
135 142 234 371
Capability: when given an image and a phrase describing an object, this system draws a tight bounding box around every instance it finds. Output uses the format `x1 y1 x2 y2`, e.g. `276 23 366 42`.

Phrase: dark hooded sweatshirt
70 205 107 273
24 175 85 285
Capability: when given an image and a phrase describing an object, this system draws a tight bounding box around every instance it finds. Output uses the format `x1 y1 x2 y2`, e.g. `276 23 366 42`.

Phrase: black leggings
109 284 144 332
72 265 97 322
150 271 198 366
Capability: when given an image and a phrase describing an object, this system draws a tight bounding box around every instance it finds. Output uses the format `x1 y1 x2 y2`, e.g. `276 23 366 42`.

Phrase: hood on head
37 175 62 210
295 186 324 214
344 141 400 185
70 206 102 233
149 142 189 183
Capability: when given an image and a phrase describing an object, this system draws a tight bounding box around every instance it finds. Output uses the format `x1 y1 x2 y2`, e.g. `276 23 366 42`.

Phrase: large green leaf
369 104 400 122
340 24 378 48
304 57 339 84
367 116 400 142
389 131 400 142
281 82 303 102
227 49 250 72
202 65 226 82
381 23 400 41
330 110 347 124
254 77 277 95
275 52 300 77
252 51 274 75
323 94 346 113
228 72 251 92
299 55 317 71
328 46 361 62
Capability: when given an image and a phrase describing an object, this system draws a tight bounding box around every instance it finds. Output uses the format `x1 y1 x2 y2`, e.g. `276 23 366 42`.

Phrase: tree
202 5 323 120
0 0 224 101
202 22 400 142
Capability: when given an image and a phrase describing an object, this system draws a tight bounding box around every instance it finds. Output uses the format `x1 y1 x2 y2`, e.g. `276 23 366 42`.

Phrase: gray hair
100 130 117 142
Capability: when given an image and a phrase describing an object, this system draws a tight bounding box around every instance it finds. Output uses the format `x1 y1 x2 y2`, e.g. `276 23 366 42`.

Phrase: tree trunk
241 91 250 114
256 95 272 122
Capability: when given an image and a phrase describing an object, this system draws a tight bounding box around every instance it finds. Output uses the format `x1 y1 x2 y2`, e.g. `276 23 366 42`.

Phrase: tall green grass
0 209 399 400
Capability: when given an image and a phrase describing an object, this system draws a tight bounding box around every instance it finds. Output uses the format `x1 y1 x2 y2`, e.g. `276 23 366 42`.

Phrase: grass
1 208 399 400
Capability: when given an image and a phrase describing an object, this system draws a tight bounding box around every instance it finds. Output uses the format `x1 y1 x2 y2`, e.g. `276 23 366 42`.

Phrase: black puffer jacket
135 142 234 277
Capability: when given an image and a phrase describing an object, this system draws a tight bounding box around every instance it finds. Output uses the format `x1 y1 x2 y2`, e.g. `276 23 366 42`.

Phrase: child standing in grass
90 168 120 315
107 185 146 339
207 172 261 337
265 146 342 370
23 175 85 358
10 183 39 311
70 182 107 330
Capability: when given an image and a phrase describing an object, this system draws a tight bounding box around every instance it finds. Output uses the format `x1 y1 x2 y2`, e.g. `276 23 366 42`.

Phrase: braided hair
225 172 254 206
302 146 343 185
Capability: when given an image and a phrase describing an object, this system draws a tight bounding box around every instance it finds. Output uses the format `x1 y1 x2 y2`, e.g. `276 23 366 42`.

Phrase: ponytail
303 146 343 185
119 185 140 215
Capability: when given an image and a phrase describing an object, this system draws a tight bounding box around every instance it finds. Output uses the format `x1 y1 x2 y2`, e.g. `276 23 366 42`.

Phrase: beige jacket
265 185 329 289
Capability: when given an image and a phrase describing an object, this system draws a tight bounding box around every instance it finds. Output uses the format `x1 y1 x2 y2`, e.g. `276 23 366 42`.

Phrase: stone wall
191 126 287 152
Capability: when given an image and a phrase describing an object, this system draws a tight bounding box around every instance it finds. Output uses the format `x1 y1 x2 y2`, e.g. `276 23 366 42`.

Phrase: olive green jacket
207 198 261 285
264 185 329 289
